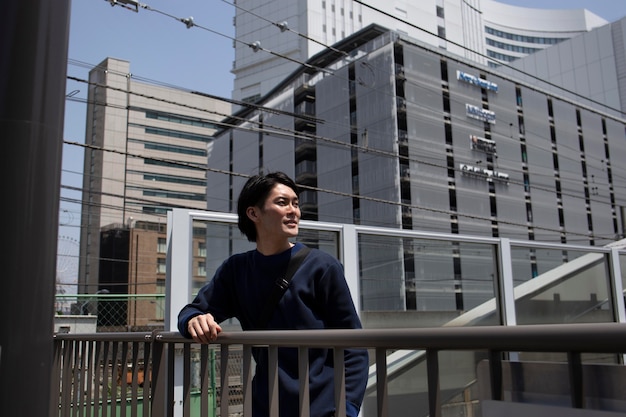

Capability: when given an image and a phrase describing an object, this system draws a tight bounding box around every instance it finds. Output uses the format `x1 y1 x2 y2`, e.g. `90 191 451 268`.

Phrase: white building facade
231 0 606 103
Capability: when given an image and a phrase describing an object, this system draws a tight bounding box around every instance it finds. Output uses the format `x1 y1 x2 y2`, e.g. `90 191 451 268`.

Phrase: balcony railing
53 323 626 417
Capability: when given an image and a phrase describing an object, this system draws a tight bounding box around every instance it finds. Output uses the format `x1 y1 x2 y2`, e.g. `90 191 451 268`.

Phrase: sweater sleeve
177 259 237 338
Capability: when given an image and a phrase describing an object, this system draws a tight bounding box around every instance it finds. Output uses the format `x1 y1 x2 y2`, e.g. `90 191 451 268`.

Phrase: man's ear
246 206 260 223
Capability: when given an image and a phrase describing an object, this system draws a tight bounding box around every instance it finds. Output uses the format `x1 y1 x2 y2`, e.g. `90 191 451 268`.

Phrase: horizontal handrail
149 322 626 352
54 322 626 351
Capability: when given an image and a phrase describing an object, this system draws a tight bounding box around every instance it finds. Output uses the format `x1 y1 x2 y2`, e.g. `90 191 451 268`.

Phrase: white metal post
166 208 195 417
342 224 361 314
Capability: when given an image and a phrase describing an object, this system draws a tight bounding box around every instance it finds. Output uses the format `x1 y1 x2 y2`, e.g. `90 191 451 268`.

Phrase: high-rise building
78 58 230 299
209 23 626 296
231 0 607 103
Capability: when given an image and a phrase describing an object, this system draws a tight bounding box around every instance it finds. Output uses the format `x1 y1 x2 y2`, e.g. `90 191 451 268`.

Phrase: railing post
298 347 311 417
426 349 441 417
488 350 503 401
375 348 388 417
269 346 280 416
334 348 346 417
151 335 166 417
568 352 584 408
183 344 191 417
220 345 231 417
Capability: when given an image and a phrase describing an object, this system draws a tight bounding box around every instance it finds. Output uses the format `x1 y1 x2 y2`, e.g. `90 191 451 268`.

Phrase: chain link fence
55 293 166 332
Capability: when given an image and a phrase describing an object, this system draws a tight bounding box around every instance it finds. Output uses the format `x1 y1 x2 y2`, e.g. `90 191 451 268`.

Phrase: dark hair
237 171 299 242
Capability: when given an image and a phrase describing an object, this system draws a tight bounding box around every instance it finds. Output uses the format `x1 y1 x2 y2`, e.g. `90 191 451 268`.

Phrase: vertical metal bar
200 345 209 417
489 350 503 401
48 339 63 416
60 340 73 417
426 350 441 417
49 338 61 417
78 340 88 417
375 348 388 417
93 342 104 417
150 336 166 417
142 339 151 417
268 346 280 417
568 352 584 408
183 343 191 417
334 348 346 417
210 348 217 415
101 342 111 417
167 342 176 417
111 342 120 417
220 344 229 416
120 341 129 417
129 341 140 417
298 347 310 417
85 341 95 417
72 340 81 417
242 345 253 416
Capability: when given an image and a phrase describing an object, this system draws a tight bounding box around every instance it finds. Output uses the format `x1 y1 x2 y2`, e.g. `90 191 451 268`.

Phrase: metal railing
52 323 626 417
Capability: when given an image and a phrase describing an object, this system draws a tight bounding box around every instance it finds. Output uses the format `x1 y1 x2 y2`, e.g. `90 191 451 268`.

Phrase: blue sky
60 0 626 246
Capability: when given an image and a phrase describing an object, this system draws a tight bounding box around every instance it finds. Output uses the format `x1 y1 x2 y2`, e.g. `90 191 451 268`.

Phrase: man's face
253 183 300 242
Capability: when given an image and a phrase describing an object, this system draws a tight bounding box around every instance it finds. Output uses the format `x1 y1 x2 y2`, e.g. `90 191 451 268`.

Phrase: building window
157 237 166 253
145 110 217 129
485 26 566 45
395 7 407 19
140 188 206 202
157 258 166 274
156 279 165 320
138 171 205 187
197 261 206 277
198 241 206 257
438 26 446 39
143 126 212 143
436 6 444 18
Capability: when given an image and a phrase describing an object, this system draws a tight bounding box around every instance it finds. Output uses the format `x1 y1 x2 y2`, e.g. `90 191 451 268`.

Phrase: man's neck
256 240 294 256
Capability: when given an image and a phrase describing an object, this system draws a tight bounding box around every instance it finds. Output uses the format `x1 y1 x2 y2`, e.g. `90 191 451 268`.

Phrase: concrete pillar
0 0 71 415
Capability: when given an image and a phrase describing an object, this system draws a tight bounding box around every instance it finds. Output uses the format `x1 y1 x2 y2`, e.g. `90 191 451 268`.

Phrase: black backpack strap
258 246 312 329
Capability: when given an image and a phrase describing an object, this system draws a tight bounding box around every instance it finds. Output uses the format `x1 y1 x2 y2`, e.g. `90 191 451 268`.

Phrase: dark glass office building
208 24 626 276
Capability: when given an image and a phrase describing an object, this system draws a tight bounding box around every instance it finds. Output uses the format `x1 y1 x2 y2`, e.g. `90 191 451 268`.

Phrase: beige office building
78 57 230 300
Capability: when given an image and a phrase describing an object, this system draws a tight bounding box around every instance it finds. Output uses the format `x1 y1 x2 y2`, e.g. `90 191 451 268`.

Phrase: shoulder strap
258 246 312 329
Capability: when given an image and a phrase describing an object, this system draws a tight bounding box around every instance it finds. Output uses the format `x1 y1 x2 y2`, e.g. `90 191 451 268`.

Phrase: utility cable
64 139 620 242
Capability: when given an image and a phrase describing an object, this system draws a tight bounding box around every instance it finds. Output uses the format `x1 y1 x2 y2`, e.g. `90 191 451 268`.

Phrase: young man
178 172 368 417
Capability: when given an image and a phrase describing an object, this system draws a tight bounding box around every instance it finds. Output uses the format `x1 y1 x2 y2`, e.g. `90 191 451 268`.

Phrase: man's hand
187 313 222 344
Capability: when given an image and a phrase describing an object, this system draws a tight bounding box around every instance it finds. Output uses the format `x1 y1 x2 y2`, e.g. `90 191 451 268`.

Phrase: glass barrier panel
358 234 499 327
512 246 613 325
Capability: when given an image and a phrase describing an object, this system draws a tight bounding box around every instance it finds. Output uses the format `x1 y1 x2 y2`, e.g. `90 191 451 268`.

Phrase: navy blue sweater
178 243 369 417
